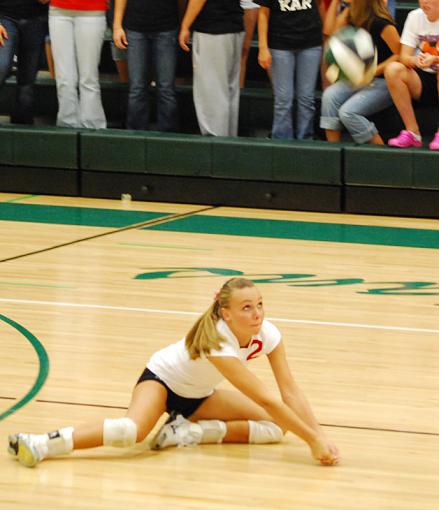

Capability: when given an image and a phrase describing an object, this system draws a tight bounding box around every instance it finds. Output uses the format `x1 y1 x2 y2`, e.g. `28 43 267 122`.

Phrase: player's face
221 286 264 345
420 0 439 21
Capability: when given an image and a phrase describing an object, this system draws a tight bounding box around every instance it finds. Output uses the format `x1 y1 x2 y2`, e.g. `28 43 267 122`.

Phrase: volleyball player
8 277 340 468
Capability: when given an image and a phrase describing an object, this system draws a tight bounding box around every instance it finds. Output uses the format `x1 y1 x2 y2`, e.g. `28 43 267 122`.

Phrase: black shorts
136 367 208 418
414 68 439 107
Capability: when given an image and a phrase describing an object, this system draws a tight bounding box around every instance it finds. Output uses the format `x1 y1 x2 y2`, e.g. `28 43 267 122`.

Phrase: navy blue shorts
136 367 208 418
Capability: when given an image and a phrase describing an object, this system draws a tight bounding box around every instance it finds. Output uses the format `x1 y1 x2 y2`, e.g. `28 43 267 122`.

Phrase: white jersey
401 8 439 73
147 319 281 398
240 0 260 9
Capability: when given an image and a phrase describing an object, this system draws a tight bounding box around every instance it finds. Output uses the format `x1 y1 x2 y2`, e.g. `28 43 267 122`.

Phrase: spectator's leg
192 32 238 137
74 13 106 129
270 48 295 139
338 78 393 144
12 15 47 124
49 12 80 127
228 31 244 137
126 29 150 130
295 45 322 140
0 17 18 91
116 60 128 83
320 80 356 142
110 41 128 83
152 29 178 132
384 61 422 135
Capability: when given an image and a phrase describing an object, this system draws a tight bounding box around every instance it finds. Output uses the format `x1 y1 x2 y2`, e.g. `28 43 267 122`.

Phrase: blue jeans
320 77 393 143
126 28 178 131
0 15 47 124
270 46 322 139
386 0 396 18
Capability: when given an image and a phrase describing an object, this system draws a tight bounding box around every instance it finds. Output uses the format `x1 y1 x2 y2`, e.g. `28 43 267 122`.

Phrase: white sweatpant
192 31 244 137
49 10 106 129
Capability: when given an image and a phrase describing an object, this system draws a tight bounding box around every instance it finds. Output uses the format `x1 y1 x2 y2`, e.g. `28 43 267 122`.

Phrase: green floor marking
118 242 212 251
0 314 49 421
0 281 74 289
0 203 169 228
145 215 439 250
2 201 439 249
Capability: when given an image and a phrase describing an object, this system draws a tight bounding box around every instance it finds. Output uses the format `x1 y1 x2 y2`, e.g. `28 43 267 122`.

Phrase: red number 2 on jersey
247 340 263 361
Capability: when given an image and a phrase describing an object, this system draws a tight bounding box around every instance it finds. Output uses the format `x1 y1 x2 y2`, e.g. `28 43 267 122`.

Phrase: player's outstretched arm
268 341 340 463
208 356 338 465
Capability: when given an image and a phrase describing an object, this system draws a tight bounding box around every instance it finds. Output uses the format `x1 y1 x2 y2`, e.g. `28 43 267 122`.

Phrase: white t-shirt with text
401 8 439 73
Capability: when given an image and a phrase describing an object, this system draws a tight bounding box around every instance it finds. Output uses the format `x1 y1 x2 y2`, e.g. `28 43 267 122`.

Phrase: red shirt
50 0 107 10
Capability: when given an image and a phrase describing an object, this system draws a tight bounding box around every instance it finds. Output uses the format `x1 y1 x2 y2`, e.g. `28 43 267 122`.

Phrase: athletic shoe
429 132 439 150
7 433 19 457
388 130 422 148
150 414 202 450
7 433 45 467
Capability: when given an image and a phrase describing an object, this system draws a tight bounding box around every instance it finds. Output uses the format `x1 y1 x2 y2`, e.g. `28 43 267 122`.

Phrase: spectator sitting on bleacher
256 0 324 140
0 0 48 124
320 0 400 144
179 0 244 137
49 0 107 129
385 0 439 150
113 0 182 132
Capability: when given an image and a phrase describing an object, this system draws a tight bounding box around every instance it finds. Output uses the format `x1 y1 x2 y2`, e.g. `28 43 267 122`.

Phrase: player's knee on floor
103 417 137 448
248 420 283 444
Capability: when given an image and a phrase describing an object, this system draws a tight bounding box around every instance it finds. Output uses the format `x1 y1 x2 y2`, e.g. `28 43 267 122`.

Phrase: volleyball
325 26 377 87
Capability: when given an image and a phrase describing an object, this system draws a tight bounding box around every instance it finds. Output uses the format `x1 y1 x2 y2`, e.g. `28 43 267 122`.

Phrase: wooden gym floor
0 192 438 510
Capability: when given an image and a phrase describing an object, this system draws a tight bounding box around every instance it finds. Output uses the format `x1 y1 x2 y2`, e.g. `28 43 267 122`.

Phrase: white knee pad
103 417 137 448
248 420 283 444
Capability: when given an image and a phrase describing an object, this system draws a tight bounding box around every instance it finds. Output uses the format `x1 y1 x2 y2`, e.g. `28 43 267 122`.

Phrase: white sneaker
7 433 45 468
150 415 202 450
7 433 19 458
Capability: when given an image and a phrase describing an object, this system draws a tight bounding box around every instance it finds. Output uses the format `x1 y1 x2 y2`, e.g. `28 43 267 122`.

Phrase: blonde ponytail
185 277 255 360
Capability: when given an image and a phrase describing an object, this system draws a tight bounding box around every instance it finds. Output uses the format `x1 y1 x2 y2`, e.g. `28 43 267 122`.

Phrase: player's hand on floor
309 434 340 466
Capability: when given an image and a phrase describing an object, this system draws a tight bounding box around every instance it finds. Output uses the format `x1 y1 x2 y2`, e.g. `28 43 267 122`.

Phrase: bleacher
0 1 438 218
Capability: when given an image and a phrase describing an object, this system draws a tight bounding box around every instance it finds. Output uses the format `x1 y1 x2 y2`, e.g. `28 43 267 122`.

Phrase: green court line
0 314 49 421
145 215 439 250
0 281 74 289
5 194 39 203
118 242 212 251
0 203 169 228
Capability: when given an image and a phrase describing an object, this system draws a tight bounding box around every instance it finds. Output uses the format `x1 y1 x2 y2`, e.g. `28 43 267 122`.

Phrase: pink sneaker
388 130 422 148
429 132 439 150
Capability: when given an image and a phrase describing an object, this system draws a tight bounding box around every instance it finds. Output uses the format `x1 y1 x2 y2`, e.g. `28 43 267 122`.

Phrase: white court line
0 297 438 334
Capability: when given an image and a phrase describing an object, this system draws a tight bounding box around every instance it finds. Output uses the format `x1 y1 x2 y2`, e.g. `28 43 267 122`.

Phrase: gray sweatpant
192 31 245 137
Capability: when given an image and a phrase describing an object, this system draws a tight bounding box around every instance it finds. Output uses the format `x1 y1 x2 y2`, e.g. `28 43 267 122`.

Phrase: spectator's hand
0 24 8 46
258 48 272 70
113 27 128 49
417 52 437 69
179 28 191 52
